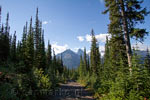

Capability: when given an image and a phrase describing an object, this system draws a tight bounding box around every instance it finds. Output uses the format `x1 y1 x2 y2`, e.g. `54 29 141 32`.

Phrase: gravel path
49 81 96 100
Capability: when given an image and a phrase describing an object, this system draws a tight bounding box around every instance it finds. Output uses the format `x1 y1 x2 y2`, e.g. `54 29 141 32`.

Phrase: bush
0 83 19 100
33 68 52 90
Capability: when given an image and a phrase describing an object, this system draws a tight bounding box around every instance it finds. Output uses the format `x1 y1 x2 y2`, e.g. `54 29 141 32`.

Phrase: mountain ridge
56 49 147 69
57 49 83 69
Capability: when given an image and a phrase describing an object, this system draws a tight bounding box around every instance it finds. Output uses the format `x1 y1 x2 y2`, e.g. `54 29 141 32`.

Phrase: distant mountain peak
77 49 84 56
56 49 80 69
57 49 147 69
65 49 75 53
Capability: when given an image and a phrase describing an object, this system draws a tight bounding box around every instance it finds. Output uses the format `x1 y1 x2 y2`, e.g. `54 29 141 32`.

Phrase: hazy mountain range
57 49 147 69
57 49 84 69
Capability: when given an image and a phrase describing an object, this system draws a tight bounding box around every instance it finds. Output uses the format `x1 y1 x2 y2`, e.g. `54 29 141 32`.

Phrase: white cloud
132 43 150 51
77 36 84 42
42 20 52 25
96 34 110 43
85 34 92 42
72 47 80 53
85 33 110 43
76 33 111 56
99 45 105 52
87 50 90 54
72 47 84 53
42 21 48 25
99 45 105 57
51 42 69 54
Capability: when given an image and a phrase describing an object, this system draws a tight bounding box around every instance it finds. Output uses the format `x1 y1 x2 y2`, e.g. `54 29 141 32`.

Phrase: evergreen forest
0 0 150 100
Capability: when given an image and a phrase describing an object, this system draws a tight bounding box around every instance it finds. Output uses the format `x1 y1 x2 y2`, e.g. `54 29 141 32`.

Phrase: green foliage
78 55 85 79
0 83 19 100
87 73 97 89
0 12 10 64
0 1 150 100
128 90 143 100
144 48 150 73
0 7 67 100
33 68 52 90
98 49 150 100
90 29 101 75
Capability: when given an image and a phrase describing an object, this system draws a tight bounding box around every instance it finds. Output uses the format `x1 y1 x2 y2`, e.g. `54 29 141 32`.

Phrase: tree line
77 0 150 100
0 7 70 100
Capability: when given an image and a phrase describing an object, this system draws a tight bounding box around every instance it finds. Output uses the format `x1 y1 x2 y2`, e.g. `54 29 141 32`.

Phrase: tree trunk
120 0 132 75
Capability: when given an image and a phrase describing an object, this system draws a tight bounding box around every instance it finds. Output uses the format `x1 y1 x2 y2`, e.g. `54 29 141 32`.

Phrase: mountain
77 49 84 56
135 50 147 57
57 49 84 69
57 49 147 69
135 50 147 63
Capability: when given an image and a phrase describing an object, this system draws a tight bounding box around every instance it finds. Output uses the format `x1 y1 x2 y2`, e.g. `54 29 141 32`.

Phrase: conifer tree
34 9 46 70
0 7 67 99
40 32 46 70
102 36 112 81
87 55 90 72
79 55 85 78
58 54 64 75
90 29 101 75
4 13 10 62
52 49 57 74
144 48 150 73
0 12 10 63
25 17 34 72
83 47 88 72
34 8 42 69
10 31 17 62
104 0 149 74
35 8 40 51
104 36 109 66
46 40 52 67
21 23 27 61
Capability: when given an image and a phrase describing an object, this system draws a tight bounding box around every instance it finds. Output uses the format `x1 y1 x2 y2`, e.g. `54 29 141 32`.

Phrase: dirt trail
49 81 96 100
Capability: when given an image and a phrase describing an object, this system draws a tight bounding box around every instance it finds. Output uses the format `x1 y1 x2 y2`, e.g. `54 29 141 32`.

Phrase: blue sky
0 0 150 54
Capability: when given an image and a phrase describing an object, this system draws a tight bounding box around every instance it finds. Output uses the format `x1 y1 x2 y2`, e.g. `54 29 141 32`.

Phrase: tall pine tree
90 29 101 75
104 0 149 74
144 48 150 73
25 17 34 72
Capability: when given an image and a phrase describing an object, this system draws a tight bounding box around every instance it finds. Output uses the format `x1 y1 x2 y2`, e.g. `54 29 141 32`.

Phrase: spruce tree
79 55 85 79
25 17 34 72
21 23 27 61
104 0 149 74
144 48 150 73
46 40 52 67
52 49 57 74
0 12 10 63
87 55 90 72
10 31 17 62
103 36 111 80
103 36 112 75
34 8 40 51
0 11 10 63
83 47 88 72
90 29 101 75
40 32 46 70
34 8 42 69
34 9 46 70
